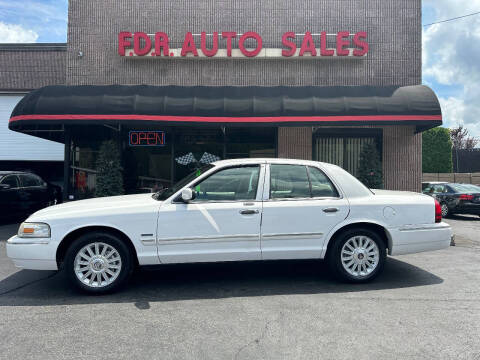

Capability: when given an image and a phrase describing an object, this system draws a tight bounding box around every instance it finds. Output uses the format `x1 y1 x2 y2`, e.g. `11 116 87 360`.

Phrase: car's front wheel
65 232 133 294
327 228 386 283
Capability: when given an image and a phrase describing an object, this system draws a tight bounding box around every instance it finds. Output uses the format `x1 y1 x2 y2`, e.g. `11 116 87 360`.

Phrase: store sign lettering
118 31 368 59
129 131 166 146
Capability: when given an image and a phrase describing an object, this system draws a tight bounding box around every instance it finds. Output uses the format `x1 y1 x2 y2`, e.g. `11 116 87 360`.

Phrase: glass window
308 167 339 198
155 164 214 201
192 166 260 202
270 165 310 199
0 175 20 188
433 185 446 193
20 174 43 187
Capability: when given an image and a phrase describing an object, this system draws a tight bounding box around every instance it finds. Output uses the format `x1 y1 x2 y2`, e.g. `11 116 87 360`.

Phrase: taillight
434 199 442 223
459 194 474 201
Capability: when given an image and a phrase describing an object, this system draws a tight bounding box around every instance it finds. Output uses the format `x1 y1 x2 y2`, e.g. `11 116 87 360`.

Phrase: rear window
450 184 480 193
19 174 44 187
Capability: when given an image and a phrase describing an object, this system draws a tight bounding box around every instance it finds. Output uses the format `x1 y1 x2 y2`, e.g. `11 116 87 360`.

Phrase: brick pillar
277 127 312 160
383 126 422 192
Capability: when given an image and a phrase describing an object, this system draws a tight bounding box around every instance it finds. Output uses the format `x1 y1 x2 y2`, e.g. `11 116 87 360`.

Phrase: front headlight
18 222 51 238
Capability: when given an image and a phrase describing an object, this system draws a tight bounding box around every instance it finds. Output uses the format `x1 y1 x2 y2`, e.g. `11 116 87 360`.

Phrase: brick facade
66 0 421 87
65 0 423 191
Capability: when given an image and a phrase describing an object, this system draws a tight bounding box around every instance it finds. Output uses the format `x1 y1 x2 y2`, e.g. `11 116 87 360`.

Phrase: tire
440 203 449 218
64 232 134 294
327 228 386 283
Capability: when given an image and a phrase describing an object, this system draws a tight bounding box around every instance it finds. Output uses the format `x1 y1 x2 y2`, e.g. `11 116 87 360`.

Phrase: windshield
153 164 215 201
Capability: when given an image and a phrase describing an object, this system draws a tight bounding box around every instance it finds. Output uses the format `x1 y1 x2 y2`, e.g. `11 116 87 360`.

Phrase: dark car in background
0 171 62 221
422 182 480 217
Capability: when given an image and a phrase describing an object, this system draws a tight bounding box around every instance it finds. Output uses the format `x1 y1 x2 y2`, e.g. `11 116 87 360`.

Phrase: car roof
0 171 29 176
212 158 325 167
422 181 448 184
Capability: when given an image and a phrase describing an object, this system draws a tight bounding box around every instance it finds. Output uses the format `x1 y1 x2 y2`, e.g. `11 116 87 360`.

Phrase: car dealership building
3 0 442 200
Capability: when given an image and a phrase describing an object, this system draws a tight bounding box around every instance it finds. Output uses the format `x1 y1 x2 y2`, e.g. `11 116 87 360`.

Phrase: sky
0 0 479 139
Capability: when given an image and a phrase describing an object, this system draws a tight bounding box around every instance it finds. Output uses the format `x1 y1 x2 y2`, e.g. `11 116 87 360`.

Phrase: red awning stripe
9 114 442 123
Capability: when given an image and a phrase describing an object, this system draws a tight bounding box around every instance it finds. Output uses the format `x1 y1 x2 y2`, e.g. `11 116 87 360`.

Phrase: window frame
19 174 45 188
266 164 342 201
0 175 20 189
173 164 264 204
306 166 340 199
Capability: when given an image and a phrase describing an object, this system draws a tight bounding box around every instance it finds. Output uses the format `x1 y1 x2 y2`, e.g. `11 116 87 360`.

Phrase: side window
308 167 339 198
193 166 260 202
0 175 20 188
20 174 43 187
433 185 445 194
270 165 310 199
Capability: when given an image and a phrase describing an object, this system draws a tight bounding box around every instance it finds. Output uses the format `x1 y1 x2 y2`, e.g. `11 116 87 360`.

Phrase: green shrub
422 127 453 173
95 140 124 197
357 142 383 189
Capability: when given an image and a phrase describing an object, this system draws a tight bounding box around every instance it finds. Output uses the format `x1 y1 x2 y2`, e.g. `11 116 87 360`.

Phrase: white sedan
7 158 451 293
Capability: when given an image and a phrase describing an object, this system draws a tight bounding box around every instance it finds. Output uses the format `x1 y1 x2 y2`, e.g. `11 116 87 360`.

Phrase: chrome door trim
158 234 259 246
261 232 324 241
262 164 271 201
256 163 267 201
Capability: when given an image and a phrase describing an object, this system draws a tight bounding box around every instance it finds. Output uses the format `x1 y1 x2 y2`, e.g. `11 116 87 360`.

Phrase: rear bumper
6 235 58 270
389 222 452 256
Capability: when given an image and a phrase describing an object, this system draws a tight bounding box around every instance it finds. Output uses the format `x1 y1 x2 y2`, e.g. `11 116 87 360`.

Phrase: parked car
7 159 451 294
422 182 480 217
0 171 62 221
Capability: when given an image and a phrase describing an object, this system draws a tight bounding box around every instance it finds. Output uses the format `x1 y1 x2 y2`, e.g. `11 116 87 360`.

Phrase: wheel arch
323 221 392 258
56 225 139 269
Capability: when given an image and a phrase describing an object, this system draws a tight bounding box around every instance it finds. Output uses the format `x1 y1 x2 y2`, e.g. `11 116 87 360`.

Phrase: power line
423 11 480 27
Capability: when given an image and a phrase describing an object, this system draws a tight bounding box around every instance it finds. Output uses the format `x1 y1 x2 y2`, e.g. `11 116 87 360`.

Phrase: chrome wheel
341 235 379 278
74 242 122 288
441 204 449 217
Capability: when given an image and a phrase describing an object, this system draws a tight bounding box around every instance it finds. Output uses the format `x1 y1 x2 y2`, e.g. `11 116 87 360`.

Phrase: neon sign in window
129 131 166 146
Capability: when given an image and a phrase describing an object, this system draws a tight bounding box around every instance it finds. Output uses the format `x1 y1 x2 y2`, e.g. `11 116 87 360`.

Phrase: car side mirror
0 184 10 190
181 188 196 203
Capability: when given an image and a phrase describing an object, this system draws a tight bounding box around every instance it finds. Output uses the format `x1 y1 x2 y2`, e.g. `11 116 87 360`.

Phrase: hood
28 193 159 221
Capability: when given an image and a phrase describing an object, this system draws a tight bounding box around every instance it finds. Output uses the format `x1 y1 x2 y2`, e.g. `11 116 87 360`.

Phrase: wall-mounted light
77 50 83 57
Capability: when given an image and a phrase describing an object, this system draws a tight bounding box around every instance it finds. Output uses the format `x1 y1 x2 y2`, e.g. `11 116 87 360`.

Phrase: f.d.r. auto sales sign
118 31 368 59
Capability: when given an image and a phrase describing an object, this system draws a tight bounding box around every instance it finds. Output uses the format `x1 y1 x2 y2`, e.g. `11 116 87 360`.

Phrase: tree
95 140 124 197
450 125 479 150
357 142 383 189
422 127 453 173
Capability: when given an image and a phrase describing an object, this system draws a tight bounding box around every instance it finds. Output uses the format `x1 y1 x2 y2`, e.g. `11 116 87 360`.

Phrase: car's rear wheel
327 228 386 283
440 203 449 217
65 232 133 294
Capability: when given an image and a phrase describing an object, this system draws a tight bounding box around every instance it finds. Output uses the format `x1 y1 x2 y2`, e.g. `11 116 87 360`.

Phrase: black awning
9 84 442 141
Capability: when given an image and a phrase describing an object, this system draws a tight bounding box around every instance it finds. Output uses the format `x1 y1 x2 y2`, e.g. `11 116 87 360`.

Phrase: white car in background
7 158 451 293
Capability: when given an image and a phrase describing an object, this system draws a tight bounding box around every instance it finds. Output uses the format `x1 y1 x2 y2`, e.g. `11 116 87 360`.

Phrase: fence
423 173 480 185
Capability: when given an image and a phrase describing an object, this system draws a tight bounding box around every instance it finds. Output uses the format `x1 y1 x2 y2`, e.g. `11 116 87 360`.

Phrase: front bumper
389 222 452 256
6 235 58 270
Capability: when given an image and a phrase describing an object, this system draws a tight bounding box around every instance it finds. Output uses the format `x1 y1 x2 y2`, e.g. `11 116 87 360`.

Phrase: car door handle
323 207 339 213
239 209 259 215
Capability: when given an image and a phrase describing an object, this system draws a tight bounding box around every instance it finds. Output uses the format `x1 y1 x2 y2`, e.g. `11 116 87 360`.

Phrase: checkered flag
200 152 220 164
175 152 197 165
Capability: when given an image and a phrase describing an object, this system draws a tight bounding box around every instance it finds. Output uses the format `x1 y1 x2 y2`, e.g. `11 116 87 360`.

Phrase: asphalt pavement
0 216 479 359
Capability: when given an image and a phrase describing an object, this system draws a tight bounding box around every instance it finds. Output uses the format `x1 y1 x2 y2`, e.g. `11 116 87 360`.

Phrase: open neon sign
129 131 166 146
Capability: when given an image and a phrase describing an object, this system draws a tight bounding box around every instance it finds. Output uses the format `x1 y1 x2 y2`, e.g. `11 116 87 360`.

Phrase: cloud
0 0 67 42
0 21 38 42
422 0 480 139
